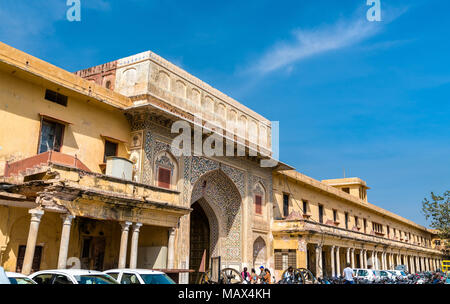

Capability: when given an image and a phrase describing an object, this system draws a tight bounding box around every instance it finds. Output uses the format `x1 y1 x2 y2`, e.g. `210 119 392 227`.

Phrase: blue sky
1 0 449 227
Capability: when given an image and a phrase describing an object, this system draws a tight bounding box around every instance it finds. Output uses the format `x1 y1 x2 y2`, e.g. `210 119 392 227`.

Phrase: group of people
241 266 272 284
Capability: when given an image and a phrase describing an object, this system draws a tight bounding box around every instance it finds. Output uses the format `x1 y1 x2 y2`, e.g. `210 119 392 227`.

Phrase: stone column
336 247 341 276
330 246 335 277
22 208 44 275
167 228 176 269
346 247 351 265
364 250 368 268
381 252 385 269
118 221 132 269
371 251 375 269
315 245 323 278
416 256 420 272
351 248 355 268
129 223 143 269
405 254 409 272
359 250 364 269
57 214 75 269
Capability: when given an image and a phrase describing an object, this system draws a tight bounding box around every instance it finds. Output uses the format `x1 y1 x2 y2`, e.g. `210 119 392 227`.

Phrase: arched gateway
189 169 242 282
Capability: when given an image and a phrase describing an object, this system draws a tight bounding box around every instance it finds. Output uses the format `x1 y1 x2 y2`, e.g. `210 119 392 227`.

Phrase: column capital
132 222 143 232
315 244 322 250
169 227 176 236
120 221 132 231
29 208 44 222
60 214 75 224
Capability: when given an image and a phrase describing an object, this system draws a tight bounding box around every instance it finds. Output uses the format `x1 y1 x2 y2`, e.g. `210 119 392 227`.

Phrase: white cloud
249 18 381 75
245 6 409 76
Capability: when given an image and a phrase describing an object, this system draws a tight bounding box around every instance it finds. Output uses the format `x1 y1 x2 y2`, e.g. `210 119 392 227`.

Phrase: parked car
6 272 36 284
388 270 408 279
29 269 119 285
0 267 10 284
103 269 176 284
353 269 376 282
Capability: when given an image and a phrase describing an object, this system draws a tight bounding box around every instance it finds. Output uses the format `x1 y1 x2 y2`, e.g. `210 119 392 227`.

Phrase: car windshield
400 271 406 276
9 277 36 284
140 274 175 284
74 275 118 284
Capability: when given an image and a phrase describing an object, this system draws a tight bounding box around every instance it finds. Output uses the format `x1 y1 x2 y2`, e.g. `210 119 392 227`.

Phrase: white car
388 270 408 279
353 269 376 282
29 269 119 285
6 272 36 284
103 269 176 284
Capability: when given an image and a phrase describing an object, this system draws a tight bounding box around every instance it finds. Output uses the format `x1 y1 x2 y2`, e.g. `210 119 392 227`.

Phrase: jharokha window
255 195 263 215
38 119 64 154
157 167 171 189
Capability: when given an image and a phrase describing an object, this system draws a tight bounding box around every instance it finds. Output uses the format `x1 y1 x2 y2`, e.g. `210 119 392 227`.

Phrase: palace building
0 42 446 283
272 170 444 280
0 42 288 283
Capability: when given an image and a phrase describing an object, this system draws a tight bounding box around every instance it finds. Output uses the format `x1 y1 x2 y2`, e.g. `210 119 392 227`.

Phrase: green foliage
422 191 450 244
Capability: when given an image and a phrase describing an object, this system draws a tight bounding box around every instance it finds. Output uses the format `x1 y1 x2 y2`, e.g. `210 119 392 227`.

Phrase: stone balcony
272 219 442 255
112 51 273 157
2 162 190 228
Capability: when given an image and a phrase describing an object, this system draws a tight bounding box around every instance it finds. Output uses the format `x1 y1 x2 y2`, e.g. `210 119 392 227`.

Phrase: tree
422 191 450 245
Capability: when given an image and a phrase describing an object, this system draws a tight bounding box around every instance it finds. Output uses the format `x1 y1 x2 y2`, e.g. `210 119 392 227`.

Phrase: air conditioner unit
105 156 133 181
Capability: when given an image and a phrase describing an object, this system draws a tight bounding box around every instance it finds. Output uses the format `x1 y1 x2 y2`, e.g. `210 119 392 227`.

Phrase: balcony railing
4 151 90 177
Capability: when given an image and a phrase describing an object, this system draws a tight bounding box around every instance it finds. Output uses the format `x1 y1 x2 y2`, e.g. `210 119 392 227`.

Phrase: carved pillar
129 223 143 269
22 208 44 275
118 221 132 269
315 244 323 278
335 247 341 277
57 214 75 269
330 246 335 277
167 228 176 269
351 248 355 268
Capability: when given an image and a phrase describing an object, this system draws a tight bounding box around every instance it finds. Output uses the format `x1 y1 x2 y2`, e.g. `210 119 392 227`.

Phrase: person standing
343 263 355 284
250 268 258 284
241 267 250 283
258 266 265 284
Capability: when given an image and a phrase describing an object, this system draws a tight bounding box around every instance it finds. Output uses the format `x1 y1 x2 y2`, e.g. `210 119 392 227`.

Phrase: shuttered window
255 195 262 215
158 167 171 189
274 249 296 270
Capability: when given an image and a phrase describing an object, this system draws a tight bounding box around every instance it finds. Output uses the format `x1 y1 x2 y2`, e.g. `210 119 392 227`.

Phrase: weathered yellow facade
272 170 444 280
0 41 445 284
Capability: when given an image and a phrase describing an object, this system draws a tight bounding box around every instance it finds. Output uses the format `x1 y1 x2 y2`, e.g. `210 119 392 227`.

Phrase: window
15 245 42 273
387 225 390 237
274 249 296 270
81 238 92 259
103 140 118 163
45 89 68 106
255 195 263 215
345 212 349 229
355 216 359 228
333 210 337 222
372 222 383 234
363 219 367 233
157 167 171 189
38 119 64 154
106 272 119 280
53 274 73 285
318 205 324 224
302 201 308 215
32 274 54 285
342 187 350 194
435 240 441 246
121 273 141 285
283 194 290 217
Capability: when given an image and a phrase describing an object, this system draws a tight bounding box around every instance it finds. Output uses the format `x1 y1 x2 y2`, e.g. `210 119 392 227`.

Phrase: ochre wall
0 69 130 174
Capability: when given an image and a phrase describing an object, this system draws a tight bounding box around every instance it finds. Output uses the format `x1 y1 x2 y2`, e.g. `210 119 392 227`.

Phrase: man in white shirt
343 263 355 284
